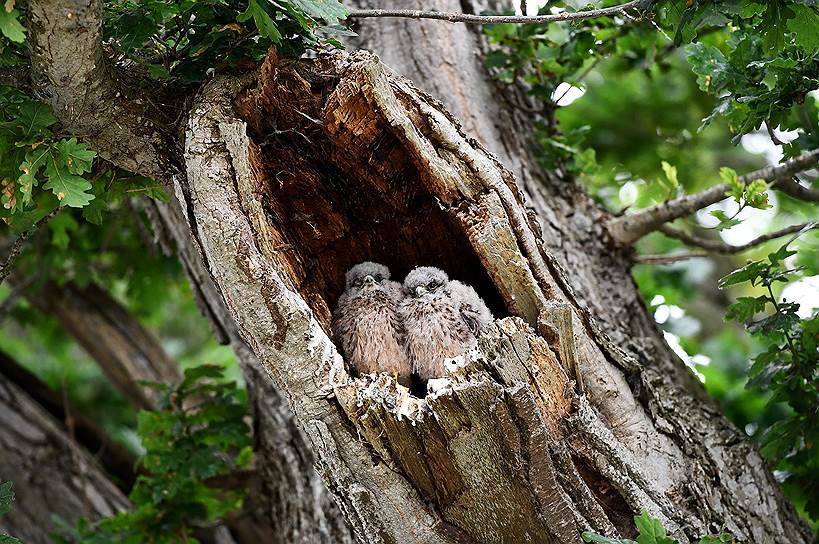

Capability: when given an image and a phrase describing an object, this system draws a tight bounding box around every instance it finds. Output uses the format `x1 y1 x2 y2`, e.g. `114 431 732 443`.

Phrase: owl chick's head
345 261 391 291
404 266 449 298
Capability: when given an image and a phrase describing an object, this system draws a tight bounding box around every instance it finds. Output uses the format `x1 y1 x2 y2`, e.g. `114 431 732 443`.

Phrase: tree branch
27 0 183 184
656 222 817 255
22 280 182 410
777 177 819 203
634 252 708 265
608 148 819 245
347 0 643 24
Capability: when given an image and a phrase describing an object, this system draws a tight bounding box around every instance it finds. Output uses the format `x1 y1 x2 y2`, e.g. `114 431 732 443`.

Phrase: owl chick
400 266 493 383
333 262 411 386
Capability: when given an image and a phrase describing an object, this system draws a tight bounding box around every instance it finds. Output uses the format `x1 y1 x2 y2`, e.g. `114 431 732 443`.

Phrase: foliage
53 365 253 544
582 510 735 544
103 0 348 83
668 0 819 145
721 229 819 519
0 481 21 544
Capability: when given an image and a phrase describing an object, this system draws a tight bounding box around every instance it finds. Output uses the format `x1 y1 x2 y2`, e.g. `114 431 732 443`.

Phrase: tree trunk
172 49 810 543
0 354 129 543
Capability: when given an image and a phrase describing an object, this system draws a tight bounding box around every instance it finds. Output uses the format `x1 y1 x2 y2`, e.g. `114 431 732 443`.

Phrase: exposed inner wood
234 54 507 333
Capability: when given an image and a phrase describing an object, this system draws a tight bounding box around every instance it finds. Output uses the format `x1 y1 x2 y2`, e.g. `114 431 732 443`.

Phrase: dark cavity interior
235 78 507 334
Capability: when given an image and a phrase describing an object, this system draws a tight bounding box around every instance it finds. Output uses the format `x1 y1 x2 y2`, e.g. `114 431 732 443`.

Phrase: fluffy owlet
399 266 493 382
333 262 411 386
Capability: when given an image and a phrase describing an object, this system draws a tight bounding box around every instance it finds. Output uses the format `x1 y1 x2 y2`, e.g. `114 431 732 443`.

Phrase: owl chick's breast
333 287 408 379
402 296 473 380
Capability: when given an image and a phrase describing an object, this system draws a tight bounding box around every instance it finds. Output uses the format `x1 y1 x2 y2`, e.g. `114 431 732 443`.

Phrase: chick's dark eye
374 275 383 282
428 281 439 290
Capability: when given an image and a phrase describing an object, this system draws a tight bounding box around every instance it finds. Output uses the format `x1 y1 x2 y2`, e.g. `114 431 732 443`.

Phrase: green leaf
743 178 770 209
634 511 678 544
16 102 58 144
719 167 743 202
18 146 52 205
48 211 79 249
718 259 768 288
44 154 94 208
660 161 679 194
288 0 348 25
725 296 768 322
56 138 95 175
238 0 282 43
0 9 25 43
787 5 819 50
709 210 742 231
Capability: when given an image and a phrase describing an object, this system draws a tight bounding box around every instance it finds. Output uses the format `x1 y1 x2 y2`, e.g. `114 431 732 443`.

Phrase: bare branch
777 177 819 203
657 222 817 254
634 253 708 265
27 0 183 183
347 0 643 24
608 148 819 245
0 66 32 90
0 208 59 286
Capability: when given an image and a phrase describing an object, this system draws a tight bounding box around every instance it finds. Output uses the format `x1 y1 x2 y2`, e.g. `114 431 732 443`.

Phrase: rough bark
0 356 129 543
143 197 354 544
174 50 810 543
0 350 137 487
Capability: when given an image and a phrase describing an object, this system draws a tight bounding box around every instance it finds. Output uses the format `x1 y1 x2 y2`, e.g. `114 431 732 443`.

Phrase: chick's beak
415 286 427 296
363 275 376 286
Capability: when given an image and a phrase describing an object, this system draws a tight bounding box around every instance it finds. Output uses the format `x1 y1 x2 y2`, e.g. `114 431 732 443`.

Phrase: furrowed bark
173 49 810 543
350 7 810 541
144 190 354 543
0 355 129 544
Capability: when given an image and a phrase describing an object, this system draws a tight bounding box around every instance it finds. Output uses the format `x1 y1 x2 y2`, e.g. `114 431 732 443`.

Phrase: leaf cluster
54 365 253 544
582 510 735 544
721 229 819 519
668 0 819 145
104 0 349 83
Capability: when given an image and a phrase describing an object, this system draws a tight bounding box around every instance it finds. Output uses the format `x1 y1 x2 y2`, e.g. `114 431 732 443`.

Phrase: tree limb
347 0 643 24
777 177 819 203
608 148 819 245
657 222 817 254
27 0 183 184
22 280 182 410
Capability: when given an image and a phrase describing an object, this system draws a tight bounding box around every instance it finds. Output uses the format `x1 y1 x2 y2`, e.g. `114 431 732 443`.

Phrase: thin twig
657 222 818 254
346 0 643 24
0 208 60 286
608 147 819 245
765 121 784 146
